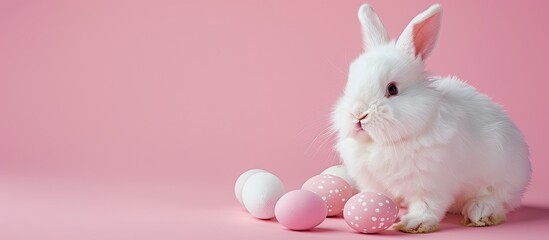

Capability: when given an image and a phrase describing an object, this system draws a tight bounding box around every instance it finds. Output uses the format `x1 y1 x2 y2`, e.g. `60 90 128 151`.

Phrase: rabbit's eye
387 82 398 97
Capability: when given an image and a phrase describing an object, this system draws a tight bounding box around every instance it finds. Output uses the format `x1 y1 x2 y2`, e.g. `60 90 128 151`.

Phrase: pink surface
1 0 548 239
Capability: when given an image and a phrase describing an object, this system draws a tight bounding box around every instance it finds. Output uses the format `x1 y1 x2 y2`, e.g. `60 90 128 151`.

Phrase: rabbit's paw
394 213 439 233
462 196 506 227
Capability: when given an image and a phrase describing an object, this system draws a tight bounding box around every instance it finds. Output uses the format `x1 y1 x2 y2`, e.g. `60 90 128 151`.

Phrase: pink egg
274 190 327 231
343 192 399 234
302 174 354 216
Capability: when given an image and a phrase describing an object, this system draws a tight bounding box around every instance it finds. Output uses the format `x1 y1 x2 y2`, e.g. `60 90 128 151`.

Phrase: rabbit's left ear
358 4 389 50
396 4 442 60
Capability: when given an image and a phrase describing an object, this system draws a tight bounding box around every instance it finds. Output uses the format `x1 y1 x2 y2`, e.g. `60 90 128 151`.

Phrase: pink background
1 0 548 239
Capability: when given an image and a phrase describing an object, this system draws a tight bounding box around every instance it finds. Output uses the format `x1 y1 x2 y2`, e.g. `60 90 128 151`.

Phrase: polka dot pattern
301 174 354 216
343 192 398 234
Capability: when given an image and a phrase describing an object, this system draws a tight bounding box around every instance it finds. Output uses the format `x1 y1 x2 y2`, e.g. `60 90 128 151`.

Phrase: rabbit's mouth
355 122 364 131
352 112 369 132
353 122 372 141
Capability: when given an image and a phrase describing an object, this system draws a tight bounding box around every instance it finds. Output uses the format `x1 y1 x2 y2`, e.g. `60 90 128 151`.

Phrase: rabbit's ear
396 4 442 60
358 4 389 50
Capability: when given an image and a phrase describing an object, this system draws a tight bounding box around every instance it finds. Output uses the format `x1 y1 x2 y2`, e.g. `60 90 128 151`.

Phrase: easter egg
321 165 359 194
234 169 267 205
275 190 327 230
242 172 285 219
302 174 354 216
343 192 399 233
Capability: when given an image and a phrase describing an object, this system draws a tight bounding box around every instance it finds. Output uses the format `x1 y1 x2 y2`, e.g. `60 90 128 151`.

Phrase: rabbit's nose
358 112 368 121
351 111 368 123
352 102 367 115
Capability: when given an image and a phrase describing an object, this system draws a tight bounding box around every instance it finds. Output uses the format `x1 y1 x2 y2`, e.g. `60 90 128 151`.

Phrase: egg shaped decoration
302 174 354 216
275 190 327 231
343 192 399 233
321 165 359 194
242 172 285 219
234 169 267 205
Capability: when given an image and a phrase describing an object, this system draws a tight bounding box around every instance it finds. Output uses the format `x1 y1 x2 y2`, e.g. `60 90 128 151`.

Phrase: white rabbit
332 4 531 233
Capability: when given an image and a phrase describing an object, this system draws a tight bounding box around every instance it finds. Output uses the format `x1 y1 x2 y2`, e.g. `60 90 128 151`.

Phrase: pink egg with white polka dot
301 174 354 216
343 192 399 234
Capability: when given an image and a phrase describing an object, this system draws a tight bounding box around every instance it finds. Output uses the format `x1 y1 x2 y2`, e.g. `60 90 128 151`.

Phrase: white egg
242 172 285 219
322 165 359 193
234 169 266 205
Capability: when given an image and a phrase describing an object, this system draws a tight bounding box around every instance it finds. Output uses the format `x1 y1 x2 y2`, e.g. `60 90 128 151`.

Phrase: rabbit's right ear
396 4 442 60
358 4 389 50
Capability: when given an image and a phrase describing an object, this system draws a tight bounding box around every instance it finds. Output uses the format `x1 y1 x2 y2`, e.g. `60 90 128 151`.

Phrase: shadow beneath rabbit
437 205 549 231
506 205 549 223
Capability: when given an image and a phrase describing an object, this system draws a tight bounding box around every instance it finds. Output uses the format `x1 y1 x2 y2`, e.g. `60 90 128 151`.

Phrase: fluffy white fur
332 4 531 233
